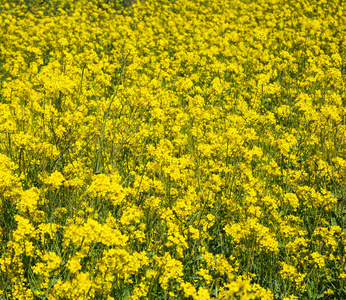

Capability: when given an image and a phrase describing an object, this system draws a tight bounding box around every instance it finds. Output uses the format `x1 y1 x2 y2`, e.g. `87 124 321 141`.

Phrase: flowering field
0 0 345 299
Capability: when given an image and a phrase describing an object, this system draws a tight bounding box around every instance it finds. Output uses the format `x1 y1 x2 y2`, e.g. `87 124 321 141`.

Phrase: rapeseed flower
0 0 345 298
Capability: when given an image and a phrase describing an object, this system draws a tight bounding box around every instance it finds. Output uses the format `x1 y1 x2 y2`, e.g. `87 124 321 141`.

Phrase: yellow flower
66 256 82 274
43 170 65 189
310 252 325 268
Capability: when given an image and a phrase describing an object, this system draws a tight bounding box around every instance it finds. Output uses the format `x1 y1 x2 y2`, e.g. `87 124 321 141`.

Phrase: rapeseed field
0 0 345 299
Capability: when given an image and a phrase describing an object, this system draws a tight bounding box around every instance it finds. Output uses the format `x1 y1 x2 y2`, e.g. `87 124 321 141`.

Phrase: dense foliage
0 0 345 299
